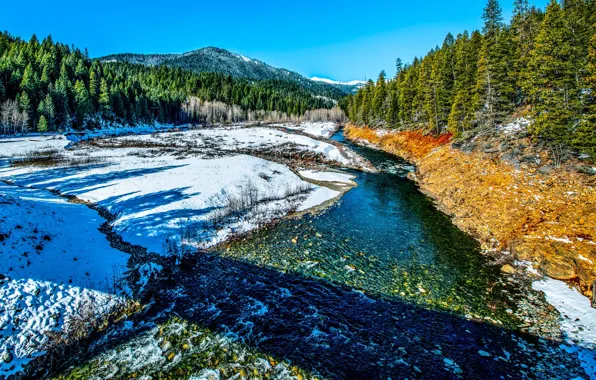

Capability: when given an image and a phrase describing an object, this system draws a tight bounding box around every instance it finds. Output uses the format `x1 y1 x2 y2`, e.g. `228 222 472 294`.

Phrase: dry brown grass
10 149 106 168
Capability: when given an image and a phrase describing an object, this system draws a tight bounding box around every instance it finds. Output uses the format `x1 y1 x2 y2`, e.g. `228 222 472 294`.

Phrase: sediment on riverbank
344 124 596 301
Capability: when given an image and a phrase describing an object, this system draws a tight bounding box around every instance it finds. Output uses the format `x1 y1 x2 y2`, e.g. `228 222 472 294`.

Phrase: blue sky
1 0 531 81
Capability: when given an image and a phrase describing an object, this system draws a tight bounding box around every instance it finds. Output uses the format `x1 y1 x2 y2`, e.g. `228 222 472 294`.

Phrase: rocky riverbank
344 124 596 303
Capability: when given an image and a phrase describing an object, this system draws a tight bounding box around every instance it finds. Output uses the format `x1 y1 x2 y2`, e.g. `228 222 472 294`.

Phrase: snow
0 183 128 376
65 121 184 143
533 278 596 379
275 122 338 139
499 117 531 134
113 125 364 166
0 279 120 377
310 77 366 87
299 170 355 184
0 135 70 156
296 187 340 211
0 124 362 375
0 126 357 255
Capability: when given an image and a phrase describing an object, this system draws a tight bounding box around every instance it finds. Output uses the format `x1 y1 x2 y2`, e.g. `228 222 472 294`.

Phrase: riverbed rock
2 351 12 363
500 265 516 274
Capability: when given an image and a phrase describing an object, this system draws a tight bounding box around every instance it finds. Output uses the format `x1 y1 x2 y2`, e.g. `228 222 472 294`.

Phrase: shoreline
343 124 596 303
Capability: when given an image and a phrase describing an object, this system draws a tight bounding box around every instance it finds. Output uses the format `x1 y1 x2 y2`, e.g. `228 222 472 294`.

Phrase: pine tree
527 0 575 142
37 115 48 132
373 71 387 123
474 0 514 128
89 69 100 109
572 25 596 155
449 31 481 134
73 80 92 127
18 91 32 130
20 63 37 97
562 0 591 120
395 58 403 77
43 93 55 129
385 80 400 127
99 78 111 115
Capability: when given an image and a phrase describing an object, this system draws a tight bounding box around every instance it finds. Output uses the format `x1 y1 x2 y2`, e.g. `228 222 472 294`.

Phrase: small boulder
500 264 516 274
2 351 12 363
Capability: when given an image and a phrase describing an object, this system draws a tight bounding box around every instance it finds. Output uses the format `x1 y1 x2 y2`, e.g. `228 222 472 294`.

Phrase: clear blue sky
1 0 531 81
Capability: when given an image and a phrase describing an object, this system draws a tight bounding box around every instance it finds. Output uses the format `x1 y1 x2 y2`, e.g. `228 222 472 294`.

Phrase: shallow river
61 130 584 379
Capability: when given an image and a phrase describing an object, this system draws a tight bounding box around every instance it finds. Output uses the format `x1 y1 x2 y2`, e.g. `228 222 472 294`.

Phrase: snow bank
299 170 356 184
0 184 127 376
533 278 596 379
498 118 531 134
273 122 338 139
116 126 362 166
1 132 344 254
65 122 185 143
0 135 70 157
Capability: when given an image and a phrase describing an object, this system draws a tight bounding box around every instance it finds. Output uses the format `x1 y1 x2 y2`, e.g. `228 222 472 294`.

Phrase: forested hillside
342 0 596 156
99 47 352 99
0 33 335 133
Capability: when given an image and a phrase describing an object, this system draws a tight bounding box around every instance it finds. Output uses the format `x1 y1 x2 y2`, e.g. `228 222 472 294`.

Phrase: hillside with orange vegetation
345 124 596 300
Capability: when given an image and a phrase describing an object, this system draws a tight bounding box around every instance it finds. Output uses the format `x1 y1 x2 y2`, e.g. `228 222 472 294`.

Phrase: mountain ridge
98 47 362 98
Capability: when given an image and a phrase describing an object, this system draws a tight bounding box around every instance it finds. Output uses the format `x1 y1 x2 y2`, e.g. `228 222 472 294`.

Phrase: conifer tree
474 0 514 128
572 25 596 155
98 78 111 115
18 91 32 130
527 0 575 142
37 115 48 132
73 79 92 127
373 71 387 122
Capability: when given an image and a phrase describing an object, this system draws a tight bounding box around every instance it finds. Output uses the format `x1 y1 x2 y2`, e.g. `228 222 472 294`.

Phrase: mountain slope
99 47 360 99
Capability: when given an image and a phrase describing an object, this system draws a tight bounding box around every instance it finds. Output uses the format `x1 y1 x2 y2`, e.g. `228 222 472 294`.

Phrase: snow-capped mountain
310 77 365 93
99 47 353 99
310 77 366 87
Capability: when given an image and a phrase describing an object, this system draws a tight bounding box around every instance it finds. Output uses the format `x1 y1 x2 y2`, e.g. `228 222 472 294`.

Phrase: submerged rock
2 351 12 363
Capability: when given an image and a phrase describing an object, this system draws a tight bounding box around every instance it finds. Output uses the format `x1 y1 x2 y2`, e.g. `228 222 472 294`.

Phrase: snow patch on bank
117 126 360 166
1 127 350 255
0 184 128 377
299 170 355 184
532 278 596 379
272 122 338 139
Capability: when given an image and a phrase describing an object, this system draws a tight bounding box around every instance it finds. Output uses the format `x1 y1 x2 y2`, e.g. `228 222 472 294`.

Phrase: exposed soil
345 125 596 301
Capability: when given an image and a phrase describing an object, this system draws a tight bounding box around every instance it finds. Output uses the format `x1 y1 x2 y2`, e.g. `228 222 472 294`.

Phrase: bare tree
181 97 346 125
1 100 28 135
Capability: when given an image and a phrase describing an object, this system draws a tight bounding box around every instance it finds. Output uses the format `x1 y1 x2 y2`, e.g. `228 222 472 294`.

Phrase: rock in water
2 351 13 363
500 264 516 274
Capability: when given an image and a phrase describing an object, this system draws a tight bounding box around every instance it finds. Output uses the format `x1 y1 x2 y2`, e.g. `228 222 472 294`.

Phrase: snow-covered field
0 184 128 377
1 130 359 253
533 278 596 379
270 121 338 139
0 123 362 376
299 170 356 185
105 125 364 167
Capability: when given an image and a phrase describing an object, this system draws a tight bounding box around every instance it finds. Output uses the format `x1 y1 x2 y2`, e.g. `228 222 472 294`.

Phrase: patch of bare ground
8 149 107 168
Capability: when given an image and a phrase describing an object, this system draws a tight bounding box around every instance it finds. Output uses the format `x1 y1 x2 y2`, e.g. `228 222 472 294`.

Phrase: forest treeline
0 32 335 133
341 0 596 156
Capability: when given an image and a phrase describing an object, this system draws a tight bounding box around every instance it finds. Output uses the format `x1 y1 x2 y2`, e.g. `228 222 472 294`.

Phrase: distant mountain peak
311 77 366 87
98 47 360 98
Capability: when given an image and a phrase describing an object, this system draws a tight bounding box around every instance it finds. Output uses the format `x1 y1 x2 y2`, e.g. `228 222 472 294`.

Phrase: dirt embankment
345 125 596 300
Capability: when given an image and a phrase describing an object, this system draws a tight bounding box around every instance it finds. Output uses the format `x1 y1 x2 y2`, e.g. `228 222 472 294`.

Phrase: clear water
215 130 520 323
60 129 583 379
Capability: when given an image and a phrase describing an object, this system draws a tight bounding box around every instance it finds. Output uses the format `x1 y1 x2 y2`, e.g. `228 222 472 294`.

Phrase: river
59 129 585 379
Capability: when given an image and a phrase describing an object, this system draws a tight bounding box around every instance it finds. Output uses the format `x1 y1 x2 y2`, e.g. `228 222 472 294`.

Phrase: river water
60 129 585 379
